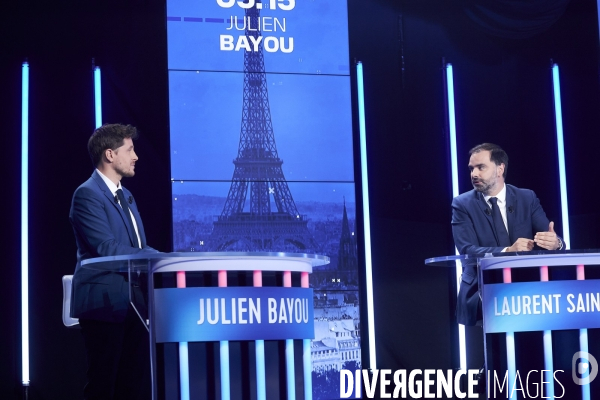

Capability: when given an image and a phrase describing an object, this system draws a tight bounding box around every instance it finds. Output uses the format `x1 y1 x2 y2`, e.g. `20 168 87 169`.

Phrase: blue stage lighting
256 339 266 400
551 64 570 249
356 61 377 370
179 342 190 400
303 339 312 400
220 341 231 400
286 339 296 400
445 64 459 199
21 61 30 387
580 328 590 400
94 66 102 128
445 63 467 371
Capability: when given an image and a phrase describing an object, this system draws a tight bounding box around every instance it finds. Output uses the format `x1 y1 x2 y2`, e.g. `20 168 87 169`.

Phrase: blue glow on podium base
220 341 230 400
577 264 590 400
506 332 516 400
580 328 590 400
543 330 554 399
179 342 190 400
255 340 266 400
303 339 312 400
21 61 30 387
286 339 296 400
356 61 377 370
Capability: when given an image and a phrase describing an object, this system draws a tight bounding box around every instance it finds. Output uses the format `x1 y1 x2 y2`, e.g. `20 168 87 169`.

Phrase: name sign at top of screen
217 0 295 11
166 0 349 74
219 0 294 53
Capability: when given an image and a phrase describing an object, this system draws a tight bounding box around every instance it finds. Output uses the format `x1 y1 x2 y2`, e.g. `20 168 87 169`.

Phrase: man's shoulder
72 172 109 203
74 174 100 193
453 189 479 205
506 184 536 198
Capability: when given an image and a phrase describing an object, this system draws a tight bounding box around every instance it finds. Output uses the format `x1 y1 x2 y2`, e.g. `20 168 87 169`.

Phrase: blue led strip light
553 63 583 399
356 61 376 370
255 340 266 400
21 61 30 387
179 342 190 400
285 339 296 400
445 63 467 371
220 341 231 400
551 64 570 249
542 330 554 398
445 64 459 198
580 328 590 400
253 271 266 400
506 332 516 400
303 339 312 400
94 66 102 128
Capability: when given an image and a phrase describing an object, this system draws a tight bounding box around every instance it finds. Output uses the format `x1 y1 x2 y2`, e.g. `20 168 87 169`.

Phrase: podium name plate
154 286 314 342
483 279 600 333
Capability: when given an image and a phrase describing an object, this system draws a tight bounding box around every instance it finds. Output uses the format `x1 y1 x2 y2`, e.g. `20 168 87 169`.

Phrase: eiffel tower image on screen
210 3 317 252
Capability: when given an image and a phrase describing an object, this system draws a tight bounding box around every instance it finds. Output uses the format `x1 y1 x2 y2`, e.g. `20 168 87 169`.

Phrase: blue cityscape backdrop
168 1 359 397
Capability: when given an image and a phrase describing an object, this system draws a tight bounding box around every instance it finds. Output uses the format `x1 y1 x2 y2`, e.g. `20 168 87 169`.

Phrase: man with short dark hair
70 123 158 399
451 143 563 326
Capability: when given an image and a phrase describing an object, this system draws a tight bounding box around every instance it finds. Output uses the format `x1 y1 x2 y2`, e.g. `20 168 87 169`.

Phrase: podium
426 251 600 400
79 252 329 400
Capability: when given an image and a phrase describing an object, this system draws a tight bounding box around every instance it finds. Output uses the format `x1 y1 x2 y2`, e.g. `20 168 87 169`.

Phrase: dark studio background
1 0 599 399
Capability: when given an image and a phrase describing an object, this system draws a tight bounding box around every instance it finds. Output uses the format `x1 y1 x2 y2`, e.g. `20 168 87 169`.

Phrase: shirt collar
484 183 506 205
96 168 121 196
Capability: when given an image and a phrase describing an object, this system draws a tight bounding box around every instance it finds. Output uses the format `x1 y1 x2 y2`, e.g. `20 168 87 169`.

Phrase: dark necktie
116 189 140 248
489 197 511 247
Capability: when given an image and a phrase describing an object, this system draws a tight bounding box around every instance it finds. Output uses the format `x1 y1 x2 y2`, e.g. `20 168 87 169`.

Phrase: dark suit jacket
70 170 157 322
451 184 558 326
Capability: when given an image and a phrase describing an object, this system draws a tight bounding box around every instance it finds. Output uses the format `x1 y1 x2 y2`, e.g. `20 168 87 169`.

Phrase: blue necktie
116 189 140 248
489 197 511 247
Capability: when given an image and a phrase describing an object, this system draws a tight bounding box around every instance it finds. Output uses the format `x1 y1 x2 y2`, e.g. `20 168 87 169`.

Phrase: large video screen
167 1 359 398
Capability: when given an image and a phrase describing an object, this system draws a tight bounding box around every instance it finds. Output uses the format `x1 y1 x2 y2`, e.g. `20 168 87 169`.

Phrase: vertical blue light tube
445 64 459 198
253 271 266 400
580 329 590 400
506 332 516 400
179 342 190 400
94 66 102 128
542 331 554 398
553 63 581 400
21 61 30 387
285 339 296 400
445 63 467 371
356 61 377 370
551 64 570 249
303 339 312 400
255 340 266 400
220 341 230 400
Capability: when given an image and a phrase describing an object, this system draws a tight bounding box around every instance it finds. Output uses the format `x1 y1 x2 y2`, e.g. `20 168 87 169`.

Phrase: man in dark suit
70 123 158 400
451 143 563 326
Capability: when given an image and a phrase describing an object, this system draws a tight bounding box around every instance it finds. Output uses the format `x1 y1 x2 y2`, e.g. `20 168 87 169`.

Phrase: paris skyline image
170 3 355 254
168 3 360 398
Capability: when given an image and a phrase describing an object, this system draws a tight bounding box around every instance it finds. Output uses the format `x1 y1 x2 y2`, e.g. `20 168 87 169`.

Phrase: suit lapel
506 185 517 243
474 191 499 245
91 171 139 247
125 193 146 248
